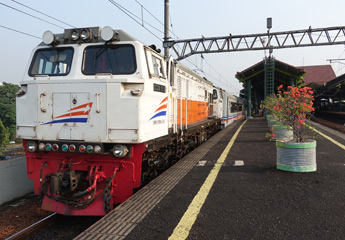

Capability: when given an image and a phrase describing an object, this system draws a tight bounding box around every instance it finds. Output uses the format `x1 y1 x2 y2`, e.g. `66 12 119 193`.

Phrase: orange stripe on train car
176 99 209 125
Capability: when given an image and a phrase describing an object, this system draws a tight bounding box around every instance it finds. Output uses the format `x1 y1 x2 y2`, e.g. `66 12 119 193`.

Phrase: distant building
298 65 336 85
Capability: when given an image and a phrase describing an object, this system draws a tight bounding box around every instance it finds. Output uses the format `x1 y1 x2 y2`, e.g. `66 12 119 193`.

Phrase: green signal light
45 143 52 151
62 144 68 152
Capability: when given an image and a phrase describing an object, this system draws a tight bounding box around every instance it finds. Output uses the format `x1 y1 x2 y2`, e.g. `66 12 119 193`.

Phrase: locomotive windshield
29 47 73 76
82 45 136 75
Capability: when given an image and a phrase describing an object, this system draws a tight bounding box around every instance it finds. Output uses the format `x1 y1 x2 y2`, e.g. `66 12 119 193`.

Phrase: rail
6 213 61 240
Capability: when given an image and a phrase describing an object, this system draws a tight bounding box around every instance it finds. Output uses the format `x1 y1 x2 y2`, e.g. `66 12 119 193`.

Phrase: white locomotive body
16 27 241 216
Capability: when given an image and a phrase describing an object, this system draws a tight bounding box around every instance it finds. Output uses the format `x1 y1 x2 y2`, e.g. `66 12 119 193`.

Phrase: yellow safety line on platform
310 127 345 151
169 120 247 240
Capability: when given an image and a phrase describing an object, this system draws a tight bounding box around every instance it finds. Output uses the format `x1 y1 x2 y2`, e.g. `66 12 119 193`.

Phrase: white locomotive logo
42 102 93 125
149 96 168 121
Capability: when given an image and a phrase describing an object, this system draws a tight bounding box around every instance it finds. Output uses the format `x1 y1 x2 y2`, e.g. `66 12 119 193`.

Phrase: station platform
75 117 345 240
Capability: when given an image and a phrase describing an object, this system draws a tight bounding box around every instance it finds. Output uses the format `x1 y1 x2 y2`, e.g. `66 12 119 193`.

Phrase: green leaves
0 82 20 141
0 118 9 155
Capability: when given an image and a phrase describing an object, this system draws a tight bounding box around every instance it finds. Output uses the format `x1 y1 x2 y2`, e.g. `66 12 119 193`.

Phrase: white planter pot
276 140 317 172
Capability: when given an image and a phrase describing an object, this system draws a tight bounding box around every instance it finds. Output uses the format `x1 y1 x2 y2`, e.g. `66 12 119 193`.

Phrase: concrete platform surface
77 118 345 240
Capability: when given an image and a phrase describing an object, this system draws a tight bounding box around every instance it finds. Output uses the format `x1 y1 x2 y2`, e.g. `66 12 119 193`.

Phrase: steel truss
164 26 345 60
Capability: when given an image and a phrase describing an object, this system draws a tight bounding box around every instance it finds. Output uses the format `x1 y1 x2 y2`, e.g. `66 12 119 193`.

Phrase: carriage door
167 57 177 133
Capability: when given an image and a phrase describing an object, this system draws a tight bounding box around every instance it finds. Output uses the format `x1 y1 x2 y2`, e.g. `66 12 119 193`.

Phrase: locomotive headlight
112 145 129 158
38 143 45 151
80 29 91 40
71 30 80 41
27 141 37 152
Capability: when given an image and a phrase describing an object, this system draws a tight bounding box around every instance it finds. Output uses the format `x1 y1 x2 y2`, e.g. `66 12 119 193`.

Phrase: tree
0 82 20 140
0 118 9 155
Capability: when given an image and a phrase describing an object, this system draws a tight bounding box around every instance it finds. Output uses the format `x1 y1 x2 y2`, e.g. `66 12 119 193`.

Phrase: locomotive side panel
175 65 213 127
140 48 169 141
107 82 140 142
16 84 38 139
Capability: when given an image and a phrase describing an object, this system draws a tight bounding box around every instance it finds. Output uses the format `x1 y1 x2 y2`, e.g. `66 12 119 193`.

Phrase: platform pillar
247 79 253 119
289 77 296 87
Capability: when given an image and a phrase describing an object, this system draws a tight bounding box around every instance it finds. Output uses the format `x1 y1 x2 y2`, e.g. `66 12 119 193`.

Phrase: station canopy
235 58 306 96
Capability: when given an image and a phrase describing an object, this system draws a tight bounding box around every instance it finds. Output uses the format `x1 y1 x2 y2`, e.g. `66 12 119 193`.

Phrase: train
16 26 242 216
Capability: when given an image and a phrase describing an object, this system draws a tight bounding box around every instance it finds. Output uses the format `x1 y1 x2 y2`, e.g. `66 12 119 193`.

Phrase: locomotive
16 26 242 216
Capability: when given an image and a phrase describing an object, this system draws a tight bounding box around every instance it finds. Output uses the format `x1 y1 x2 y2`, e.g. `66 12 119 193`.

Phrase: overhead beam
163 26 345 60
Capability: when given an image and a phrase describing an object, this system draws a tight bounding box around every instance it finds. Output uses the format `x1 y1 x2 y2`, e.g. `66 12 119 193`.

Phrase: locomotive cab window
152 55 165 78
82 45 136 75
29 47 73 76
145 49 166 79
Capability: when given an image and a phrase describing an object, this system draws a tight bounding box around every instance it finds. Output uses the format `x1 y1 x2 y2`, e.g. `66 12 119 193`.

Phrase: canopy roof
314 72 345 99
235 58 305 95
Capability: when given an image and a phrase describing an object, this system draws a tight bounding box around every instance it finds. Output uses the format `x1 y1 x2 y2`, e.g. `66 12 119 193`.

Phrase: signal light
79 145 86 153
38 143 45 151
86 145 93 153
27 141 37 152
94 145 102 154
69 144 76 152
52 144 59 151
62 144 68 152
45 143 52 151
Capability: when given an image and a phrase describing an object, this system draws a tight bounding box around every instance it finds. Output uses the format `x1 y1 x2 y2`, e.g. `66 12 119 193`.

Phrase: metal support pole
247 79 253 119
254 90 259 117
164 0 169 58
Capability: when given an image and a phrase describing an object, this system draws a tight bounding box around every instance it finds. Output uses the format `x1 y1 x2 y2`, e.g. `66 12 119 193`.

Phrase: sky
1 0 345 95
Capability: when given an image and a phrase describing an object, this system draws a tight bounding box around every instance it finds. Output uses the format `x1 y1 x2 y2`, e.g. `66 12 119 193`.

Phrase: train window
152 55 165 79
82 44 136 75
29 47 73 76
213 89 218 100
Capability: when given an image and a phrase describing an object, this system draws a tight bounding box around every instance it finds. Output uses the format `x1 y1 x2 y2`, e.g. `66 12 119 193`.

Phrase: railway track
5 213 100 240
6 213 61 240
311 112 345 134
314 111 345 125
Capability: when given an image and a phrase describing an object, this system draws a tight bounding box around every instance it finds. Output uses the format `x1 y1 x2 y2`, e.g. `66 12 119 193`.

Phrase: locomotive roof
38 27 141 46
176 62 213 86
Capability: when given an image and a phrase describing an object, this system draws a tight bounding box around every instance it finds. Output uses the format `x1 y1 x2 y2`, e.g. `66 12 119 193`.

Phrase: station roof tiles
298 65 336 85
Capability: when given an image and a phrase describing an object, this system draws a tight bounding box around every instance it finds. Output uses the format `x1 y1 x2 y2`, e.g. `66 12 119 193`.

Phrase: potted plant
272 85 316 172
261 94 278 127
261 94 292 141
